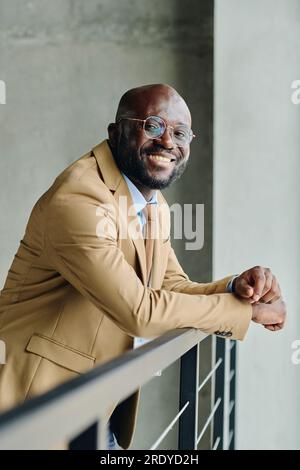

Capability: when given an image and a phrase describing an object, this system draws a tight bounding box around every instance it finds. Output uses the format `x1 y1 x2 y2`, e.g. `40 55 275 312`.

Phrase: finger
264 323 284 331
260 268 273 297
251 268 266 301
261 291 281 304
260 276 281 304
264 324 275 331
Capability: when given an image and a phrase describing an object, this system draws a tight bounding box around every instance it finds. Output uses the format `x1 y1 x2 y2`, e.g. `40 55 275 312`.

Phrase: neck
130 178 155 201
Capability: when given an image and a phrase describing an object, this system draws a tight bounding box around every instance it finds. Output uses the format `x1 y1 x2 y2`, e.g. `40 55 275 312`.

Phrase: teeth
150 154 172 162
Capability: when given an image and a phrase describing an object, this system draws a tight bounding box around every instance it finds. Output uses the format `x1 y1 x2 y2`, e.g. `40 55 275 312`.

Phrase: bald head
115 83 191 125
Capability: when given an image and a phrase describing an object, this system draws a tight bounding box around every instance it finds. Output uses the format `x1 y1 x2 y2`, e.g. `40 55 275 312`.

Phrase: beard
111 136 189 190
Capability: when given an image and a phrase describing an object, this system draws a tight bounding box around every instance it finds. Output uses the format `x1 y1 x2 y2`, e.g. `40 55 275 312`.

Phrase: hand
234 266 281 304
252 298 286 331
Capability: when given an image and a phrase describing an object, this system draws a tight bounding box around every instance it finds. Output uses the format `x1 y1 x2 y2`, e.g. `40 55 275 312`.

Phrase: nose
154 126 174 149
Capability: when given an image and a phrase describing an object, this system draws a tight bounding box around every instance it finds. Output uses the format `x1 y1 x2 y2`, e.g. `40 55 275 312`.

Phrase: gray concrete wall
214 0 300 449
0 0 213 449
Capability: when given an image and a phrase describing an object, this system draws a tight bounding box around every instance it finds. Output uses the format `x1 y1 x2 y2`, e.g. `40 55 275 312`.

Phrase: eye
174 130 187 140
145 123 159 131
145 121 162 137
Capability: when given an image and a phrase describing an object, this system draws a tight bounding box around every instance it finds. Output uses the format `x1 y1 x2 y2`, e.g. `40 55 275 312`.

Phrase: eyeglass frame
116 115 196 146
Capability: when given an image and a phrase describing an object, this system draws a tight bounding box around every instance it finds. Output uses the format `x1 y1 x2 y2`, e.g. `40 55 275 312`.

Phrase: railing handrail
0 328 207 449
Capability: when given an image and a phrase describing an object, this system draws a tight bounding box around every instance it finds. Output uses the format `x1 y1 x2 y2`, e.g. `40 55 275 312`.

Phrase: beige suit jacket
0 140 252 448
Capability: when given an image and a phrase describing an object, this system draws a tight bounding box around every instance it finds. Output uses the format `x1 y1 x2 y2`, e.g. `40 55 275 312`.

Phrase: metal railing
0 328 237 450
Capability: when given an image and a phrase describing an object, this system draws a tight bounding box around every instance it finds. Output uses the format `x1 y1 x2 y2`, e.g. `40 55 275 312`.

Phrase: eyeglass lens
144 116 192 145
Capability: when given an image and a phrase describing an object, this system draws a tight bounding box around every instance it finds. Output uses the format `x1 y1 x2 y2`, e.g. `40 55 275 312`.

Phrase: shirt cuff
226 275 239 293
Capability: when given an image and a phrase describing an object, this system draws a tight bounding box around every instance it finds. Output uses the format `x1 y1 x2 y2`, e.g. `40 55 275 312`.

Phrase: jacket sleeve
45 186 252 341
162 242 233 295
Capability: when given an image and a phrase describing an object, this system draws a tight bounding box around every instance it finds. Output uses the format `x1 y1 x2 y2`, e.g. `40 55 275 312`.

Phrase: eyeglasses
117 115 195 147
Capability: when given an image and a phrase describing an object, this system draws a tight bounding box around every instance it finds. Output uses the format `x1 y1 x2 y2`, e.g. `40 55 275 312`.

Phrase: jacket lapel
92 140 148 284
150 192 170 287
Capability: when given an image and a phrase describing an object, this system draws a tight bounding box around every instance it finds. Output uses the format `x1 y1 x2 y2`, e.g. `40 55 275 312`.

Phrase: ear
108 123 118 149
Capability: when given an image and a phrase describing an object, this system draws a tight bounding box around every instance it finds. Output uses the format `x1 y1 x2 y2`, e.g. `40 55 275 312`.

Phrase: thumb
236 277 254 298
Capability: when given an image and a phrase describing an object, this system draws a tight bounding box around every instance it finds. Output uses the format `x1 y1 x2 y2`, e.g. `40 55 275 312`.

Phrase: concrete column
214 0 300 449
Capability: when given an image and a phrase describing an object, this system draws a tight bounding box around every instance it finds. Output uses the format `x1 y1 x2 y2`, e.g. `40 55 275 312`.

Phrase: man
0 84 285 449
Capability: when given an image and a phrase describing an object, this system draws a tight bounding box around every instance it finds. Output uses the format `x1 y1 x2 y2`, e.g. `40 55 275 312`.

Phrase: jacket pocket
25 333 95 374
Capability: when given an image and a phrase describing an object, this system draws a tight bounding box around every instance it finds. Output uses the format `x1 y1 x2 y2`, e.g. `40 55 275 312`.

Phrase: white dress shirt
122 173 161 375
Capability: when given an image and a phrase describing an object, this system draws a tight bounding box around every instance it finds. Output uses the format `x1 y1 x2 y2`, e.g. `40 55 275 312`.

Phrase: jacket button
214 330 232 337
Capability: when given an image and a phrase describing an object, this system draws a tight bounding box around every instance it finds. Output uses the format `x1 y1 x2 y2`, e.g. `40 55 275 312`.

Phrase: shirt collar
122 173 158 215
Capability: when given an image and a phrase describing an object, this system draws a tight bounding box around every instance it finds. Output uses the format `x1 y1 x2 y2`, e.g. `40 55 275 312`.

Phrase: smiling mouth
148 154 176 163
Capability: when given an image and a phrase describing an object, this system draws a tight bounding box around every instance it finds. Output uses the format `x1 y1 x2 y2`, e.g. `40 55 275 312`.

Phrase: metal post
212 337 226 449
178 344 199 449
228 341 236 450
69 421 99 450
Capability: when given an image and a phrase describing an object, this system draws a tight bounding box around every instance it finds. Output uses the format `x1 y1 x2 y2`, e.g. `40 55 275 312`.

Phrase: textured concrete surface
0 0 213 450
214 0 300 450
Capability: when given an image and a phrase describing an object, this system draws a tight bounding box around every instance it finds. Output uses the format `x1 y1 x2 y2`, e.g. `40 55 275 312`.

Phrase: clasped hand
234 266 286 331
